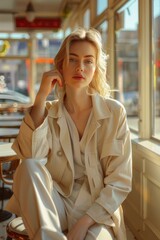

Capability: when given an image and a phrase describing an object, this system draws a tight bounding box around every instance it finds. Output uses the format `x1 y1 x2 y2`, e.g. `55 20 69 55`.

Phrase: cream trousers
6 158 115 240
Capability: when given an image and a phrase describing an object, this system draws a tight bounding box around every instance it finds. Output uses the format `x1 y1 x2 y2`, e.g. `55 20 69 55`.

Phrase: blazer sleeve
12 110 50 159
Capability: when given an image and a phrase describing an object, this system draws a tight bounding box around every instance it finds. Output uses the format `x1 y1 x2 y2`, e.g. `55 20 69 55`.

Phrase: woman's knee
14 158 48 182
17 158 46 171
13 158 52 195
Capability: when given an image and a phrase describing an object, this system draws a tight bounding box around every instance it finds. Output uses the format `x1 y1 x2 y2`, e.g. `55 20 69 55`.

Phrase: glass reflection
115 0 139 131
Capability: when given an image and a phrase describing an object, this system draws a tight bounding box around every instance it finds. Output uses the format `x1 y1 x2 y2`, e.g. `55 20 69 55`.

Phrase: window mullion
139 0 151 139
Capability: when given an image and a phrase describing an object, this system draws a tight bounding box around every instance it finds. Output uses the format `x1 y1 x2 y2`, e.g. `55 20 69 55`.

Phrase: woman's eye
85 60 93 64
69 58 77 62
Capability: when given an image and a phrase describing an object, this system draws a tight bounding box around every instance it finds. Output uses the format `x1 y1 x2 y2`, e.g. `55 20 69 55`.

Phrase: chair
0 143 20 222
0 143 27 239
6 217 29 240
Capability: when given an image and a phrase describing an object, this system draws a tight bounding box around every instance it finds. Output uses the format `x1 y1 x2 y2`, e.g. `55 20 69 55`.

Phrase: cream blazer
11 93 132 240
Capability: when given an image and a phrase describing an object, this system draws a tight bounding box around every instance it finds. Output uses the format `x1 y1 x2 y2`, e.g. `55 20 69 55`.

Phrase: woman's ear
59 68 63 75
59 62 63 75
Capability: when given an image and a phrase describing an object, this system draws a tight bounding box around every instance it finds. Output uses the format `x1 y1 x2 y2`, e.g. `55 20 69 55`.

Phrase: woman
6 28 132 240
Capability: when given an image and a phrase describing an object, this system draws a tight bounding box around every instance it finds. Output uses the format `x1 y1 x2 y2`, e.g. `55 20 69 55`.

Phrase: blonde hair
54 27 110 97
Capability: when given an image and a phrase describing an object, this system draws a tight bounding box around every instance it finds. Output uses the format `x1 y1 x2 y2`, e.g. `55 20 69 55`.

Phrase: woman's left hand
66 215 95 240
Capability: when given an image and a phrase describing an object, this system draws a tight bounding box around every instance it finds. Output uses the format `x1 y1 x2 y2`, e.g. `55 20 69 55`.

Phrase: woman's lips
73 75 85 80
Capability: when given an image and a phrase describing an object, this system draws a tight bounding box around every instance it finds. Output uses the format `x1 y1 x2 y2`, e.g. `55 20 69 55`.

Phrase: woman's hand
38 69 63 100
30 70 63 127
67 215 95 240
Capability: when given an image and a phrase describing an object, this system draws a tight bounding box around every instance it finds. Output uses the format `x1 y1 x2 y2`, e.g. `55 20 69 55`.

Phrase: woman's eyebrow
69 53 95 58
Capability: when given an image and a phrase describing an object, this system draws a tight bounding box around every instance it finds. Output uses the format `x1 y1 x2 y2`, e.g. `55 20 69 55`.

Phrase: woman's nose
76 62 84 71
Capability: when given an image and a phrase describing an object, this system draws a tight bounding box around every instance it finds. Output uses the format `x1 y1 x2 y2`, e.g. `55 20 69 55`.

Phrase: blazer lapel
48 100 75 174
85 116 100 146
85 94 111 145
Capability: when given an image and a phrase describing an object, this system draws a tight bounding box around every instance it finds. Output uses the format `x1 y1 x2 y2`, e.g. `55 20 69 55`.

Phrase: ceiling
0 0 80 17
0 0 81 31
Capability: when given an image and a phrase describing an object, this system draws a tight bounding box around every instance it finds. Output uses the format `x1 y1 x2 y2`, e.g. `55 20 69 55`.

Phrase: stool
6 217 30 240
6 217 68 240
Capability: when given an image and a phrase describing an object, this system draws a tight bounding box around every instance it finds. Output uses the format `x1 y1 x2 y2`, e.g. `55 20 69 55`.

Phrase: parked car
123 91 138 116
116 91 139 116
0 89 31 114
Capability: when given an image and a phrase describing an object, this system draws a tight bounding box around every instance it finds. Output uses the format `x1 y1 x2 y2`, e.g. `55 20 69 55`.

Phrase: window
65 28 71 37
0 59 30 97
34 38 62 95
96 0 108 15
97 21 108 52
115 0 139 131
0 32 29 39
34 59 54 96
0 32 63 100
0 40 29 57
35 39 61 58
83 8 90 29
152 0 160 140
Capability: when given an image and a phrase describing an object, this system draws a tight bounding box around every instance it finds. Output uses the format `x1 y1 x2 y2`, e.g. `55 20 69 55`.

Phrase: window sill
131 132 160 157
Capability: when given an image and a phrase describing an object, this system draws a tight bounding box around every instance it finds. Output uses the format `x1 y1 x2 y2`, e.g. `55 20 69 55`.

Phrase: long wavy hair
54 27 110 98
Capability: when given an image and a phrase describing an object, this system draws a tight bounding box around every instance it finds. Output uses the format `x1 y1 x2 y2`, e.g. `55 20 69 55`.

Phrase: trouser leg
12 158 67 240
63 181 115 240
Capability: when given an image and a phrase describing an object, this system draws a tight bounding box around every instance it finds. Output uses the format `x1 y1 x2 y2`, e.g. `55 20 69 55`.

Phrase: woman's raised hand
38 70 63 100
30 70 63 127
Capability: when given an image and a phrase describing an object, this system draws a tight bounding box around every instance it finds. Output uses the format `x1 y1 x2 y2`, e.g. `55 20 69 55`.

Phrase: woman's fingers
52 76 63 88
46 70 63 88
38 70 63 99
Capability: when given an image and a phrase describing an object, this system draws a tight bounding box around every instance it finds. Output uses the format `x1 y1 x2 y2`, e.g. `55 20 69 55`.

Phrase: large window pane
34 60 53 95
35 39 61 58
83 9 90 29
0 59 30 97
0 32 29 39
115 0 139 131
0 40 29 57
34 38 62 96
96 0 108 15
0 30 63 103
97 20 108 52
152 0 160 140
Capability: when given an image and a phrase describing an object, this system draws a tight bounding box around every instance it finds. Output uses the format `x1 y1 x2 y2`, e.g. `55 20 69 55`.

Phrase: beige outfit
6 94 132 240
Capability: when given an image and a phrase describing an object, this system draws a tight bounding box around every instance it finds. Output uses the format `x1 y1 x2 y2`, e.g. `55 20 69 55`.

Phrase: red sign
15 17 61 29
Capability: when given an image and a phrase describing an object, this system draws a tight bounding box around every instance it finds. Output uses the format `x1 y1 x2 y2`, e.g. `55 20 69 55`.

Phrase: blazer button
57 150 63 157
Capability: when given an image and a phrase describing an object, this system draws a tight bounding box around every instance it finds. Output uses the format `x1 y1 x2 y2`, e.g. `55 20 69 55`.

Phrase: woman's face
62 40 96 90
